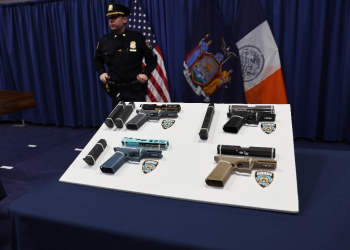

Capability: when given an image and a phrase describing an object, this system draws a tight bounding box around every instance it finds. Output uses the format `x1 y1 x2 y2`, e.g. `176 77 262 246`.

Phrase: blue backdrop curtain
0 0 349 141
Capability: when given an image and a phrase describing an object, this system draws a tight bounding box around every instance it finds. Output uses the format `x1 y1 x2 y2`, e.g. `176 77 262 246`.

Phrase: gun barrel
140 104 181 112
228 105 275 113
217 145 276 158
121 137 169 150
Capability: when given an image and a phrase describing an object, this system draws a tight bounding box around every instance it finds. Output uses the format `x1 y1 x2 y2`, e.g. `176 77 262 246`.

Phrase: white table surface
60 103 299 213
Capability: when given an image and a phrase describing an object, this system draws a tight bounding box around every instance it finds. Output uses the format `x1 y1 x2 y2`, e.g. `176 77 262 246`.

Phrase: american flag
128 0 171 102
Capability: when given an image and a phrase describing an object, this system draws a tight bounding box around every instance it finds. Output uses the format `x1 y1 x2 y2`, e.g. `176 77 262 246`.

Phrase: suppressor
115 102 135 128
83 139 107 165
217 145 276 158
104 101 125 128
199 103 215 140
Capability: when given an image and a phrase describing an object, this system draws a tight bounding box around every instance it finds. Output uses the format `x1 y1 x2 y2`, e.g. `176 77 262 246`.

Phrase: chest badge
130 41 137 52
161 120 175 129
261 123 276 134
142 160 159 174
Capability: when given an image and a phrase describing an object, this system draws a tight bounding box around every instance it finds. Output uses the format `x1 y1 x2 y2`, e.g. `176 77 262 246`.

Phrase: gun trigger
128 160 141 164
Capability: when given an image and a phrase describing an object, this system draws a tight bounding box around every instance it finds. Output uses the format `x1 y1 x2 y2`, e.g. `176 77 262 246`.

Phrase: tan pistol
205 156 277 187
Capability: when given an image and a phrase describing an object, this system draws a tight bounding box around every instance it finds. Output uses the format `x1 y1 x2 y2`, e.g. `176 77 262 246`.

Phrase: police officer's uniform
94 4 157 107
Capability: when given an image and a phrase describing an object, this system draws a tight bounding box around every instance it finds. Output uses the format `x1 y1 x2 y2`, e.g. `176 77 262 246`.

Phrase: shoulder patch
145 39 153 50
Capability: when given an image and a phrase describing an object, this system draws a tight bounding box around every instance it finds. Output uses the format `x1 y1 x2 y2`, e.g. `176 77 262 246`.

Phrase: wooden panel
0 90 35 116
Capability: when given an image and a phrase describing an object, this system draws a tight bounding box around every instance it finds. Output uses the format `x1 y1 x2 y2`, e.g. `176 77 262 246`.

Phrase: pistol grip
205 162 234 187
100 152 127 174
223 116 244 133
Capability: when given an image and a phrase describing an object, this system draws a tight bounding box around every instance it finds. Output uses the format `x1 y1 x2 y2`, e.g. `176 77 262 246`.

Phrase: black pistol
223 105 275 133
126 110 178 130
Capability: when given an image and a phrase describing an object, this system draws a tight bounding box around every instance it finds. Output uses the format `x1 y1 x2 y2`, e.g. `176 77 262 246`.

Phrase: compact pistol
205 156 277 187
223 105 276 133
126 110 178 130
100 147 163 174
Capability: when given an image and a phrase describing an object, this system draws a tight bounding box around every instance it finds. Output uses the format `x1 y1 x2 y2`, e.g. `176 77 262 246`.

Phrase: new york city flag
183 0 245 103
231 0 288 104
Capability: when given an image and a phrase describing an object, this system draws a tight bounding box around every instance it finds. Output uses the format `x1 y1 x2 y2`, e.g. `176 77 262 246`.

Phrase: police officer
94 4 157 108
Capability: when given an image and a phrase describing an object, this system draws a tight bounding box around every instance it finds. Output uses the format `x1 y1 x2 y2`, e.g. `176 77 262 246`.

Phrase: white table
60 103 298 213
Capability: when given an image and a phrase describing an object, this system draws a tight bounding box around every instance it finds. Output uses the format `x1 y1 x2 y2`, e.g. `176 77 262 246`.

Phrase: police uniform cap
106 4 131 18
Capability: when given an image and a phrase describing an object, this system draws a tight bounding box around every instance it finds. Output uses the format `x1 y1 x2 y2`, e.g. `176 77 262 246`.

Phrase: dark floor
0 122 98 250
0 122 349 250
293 137 350 151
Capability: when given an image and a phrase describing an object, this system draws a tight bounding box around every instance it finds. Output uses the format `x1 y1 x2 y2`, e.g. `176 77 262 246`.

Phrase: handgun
205 156 277 187
100 147 163 174
126 110 178 130
223 105 275 133
140 104 181 112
